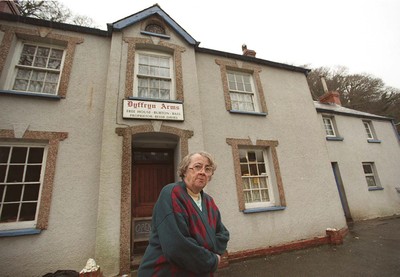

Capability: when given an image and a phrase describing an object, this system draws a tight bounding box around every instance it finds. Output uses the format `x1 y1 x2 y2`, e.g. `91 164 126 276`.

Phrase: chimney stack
318 76 341 105
242 44 256 57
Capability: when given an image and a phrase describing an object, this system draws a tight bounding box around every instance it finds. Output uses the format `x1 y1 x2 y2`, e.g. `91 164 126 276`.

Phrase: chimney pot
242 44 256 57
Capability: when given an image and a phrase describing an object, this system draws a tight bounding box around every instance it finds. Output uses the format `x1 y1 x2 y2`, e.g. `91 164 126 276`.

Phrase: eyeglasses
188 164 213 175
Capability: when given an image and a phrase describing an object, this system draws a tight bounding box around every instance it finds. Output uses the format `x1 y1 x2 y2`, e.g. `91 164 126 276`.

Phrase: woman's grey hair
177 151 217 179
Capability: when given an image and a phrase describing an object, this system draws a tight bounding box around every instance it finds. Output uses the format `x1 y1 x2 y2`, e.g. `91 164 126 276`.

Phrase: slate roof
110 4 197 45
314 101 392 121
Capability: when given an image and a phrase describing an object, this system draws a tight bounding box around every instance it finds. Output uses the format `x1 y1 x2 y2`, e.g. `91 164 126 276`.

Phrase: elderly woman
138 151 230 276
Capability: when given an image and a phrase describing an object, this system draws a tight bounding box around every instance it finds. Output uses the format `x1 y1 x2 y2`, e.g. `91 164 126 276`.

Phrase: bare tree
306 66 400 133
16 0 98 28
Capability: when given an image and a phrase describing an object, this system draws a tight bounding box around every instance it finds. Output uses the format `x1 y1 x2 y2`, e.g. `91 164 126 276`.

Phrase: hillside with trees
306 66 400 134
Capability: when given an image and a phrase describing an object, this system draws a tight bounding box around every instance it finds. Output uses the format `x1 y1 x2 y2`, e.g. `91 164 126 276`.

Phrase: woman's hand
216 254 221 265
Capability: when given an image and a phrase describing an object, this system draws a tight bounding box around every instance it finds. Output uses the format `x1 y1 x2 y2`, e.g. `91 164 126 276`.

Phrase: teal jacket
138 181 230 276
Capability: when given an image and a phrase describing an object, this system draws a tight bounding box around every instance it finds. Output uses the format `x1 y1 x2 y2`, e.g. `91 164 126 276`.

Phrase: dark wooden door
131 149 174 253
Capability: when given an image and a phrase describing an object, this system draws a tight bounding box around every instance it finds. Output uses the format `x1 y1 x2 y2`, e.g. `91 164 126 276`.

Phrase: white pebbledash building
0 4 399 277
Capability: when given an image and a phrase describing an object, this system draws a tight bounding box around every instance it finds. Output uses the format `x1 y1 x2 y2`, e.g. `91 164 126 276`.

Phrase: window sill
367 139 382 143
243 206 286 214
229 110 267 116
0 228 41 237
128 97 183 104
326 136 344 141
368 187 384 191
0 90 61 100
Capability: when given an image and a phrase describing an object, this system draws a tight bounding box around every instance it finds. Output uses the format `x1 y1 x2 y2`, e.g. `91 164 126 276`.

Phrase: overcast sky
61 0 400 89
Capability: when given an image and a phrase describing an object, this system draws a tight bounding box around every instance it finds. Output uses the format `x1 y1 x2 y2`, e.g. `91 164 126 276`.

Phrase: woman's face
184 153 212 194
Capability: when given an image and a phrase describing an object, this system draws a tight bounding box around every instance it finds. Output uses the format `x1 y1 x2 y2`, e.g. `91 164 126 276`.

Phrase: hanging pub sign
123 99 184 121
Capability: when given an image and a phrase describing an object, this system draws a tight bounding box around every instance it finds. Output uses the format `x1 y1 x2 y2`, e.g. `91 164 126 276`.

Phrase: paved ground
216 215 400 277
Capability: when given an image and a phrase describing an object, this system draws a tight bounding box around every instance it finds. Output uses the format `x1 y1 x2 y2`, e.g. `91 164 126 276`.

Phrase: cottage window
135 52 174 100
10 43 65 96
0 143 46 230
323 116 343 141
363 121 374 139
362 162 381 189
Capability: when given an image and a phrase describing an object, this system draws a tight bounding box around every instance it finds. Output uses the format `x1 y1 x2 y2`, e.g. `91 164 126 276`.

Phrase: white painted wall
0 24 109 276
195 52 347 252
319 112 400 220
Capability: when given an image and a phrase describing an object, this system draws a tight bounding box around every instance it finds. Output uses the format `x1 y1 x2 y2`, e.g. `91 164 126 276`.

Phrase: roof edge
315 106 393 121
195 46 310 74
111 4 197 46
0 12 109 36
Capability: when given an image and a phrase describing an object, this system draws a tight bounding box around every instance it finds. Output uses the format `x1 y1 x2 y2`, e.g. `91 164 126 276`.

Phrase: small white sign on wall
123 99 184 121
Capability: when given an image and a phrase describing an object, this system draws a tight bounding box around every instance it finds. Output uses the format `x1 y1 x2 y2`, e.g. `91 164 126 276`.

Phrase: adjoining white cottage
0 4 398 277
315 90 400 221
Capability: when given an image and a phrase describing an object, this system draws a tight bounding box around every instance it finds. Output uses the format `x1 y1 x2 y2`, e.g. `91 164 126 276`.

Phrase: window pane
244 191 251 203
258 163 266 174
139 64 149 75
13 79 29 91
363 164 372 174
261 189 270 201
366 176 376 187
25 165 41 182
28 148 44 164
20 203 37 221
0 203 19 222
0 165 6 182
4 185 23 201
6 165 24 182
252 191 261 202
11 147 27 163
19 45 36 66
23 184 40 201
0 146 10 163
29 81 44 93
248 152 256 161
242 178 250 189
34 57 47 68
250 164 258 175
240 164 249 175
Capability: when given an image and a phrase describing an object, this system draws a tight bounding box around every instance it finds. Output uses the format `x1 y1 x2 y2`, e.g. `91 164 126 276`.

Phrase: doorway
131 148 175 253
331 162 353 222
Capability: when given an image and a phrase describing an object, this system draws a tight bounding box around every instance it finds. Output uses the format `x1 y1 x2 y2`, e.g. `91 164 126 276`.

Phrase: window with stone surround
0 130 67 234
134 51 174 100
10 42 65 96
0 25 83 99
227 138 286 213
216 59 267 115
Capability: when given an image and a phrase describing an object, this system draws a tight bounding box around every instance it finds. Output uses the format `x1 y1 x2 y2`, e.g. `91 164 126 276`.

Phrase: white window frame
362 162 380 188
239 149 275 209
0 142 48 231
363 121 375 139
323 116 336 137
6 41 66 96
227 71 260 112
134 51 175 100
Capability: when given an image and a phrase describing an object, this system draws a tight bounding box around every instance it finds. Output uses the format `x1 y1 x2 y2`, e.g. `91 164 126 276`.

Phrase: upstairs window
363 120 381 143
363 121 374 139
227 71 258 112
0 144 46 230
135 52 173 100
323 117 336 137
11 43 65 96
323 116 343 141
